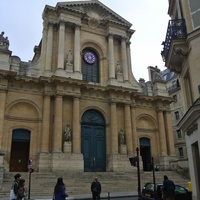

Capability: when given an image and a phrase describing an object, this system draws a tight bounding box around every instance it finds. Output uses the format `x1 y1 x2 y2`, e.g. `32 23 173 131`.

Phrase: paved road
0 191 139 200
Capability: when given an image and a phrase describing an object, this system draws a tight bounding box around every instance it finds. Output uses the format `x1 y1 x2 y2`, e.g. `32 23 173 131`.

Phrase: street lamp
129 147 142 200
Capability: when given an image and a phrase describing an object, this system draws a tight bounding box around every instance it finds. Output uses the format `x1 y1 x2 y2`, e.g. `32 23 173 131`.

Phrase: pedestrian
162 175 175 200
91 177 101 200
53 177 68 200
17 179 27 200
10 173 21 200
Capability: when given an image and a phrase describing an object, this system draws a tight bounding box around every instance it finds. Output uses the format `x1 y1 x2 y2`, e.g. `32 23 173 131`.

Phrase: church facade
0 0 175 174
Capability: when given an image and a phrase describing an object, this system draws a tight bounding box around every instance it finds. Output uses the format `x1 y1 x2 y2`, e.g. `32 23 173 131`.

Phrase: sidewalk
0 191 138 200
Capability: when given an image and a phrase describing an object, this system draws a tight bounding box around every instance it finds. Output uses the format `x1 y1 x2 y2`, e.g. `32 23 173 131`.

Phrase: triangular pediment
53 0 132 27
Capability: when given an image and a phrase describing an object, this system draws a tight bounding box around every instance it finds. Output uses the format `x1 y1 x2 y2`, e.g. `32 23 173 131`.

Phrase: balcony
161 19 188 73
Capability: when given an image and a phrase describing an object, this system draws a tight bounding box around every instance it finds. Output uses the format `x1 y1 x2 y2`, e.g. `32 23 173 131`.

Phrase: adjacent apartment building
161 0 200 199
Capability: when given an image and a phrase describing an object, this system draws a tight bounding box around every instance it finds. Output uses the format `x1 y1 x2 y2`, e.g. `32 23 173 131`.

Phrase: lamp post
152 157 157 200
129 148 142 200
136 147 142 199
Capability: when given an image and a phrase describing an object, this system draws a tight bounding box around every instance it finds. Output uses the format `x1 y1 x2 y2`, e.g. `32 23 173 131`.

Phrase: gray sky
1 0 169 81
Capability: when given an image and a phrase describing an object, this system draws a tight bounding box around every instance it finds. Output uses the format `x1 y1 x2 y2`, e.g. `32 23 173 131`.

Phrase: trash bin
188 181 192 192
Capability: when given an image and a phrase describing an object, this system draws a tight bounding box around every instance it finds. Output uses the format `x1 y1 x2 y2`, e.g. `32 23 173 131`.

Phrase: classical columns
110 102 118 153
157 110 167 156
41 21 48 71
164 111 175 156
108 34 115 79
0 91 6 150
127 42 132 81
57 21 65 70
124 104 133 154
121 38 128 81
131 105 137 153
53 95 63 152
45 23 53 72
74 25 81 73
41 95 51 152
72 97 81 153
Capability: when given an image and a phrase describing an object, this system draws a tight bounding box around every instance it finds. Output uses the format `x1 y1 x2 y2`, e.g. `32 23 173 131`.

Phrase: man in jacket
91 177 101 200
163 175 175 200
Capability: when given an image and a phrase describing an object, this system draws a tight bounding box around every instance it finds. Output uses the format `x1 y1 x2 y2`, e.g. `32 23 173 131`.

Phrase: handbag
10 189 17 200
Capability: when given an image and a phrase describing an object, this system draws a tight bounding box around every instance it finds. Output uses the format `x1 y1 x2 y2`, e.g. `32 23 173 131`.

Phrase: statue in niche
66 50 73 65
118 129 125 145
116 61 122 74
64 124 72 142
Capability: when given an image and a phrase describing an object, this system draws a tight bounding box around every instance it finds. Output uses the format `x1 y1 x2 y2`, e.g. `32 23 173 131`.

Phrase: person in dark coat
163 175 175 200
53 177 68 200
91 177 101 200
10 173 21 200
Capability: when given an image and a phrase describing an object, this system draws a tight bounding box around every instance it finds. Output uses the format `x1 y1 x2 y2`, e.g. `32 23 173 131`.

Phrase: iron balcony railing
161 19 187 62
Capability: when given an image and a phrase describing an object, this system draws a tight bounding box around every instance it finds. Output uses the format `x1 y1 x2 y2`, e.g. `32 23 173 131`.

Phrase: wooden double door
81 109 106 172
10 129 30 172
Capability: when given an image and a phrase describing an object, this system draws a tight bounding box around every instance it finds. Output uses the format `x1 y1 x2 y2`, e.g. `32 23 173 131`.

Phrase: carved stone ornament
87 12 101 29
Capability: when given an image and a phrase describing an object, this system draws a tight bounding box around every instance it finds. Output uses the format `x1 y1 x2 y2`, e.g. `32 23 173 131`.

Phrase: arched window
82 48 99 83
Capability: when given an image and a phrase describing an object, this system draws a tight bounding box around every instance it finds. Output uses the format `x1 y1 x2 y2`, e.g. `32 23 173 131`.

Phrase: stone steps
1 171 190 197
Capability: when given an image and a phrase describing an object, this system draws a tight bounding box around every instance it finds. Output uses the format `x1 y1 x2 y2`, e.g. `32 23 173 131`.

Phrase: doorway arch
139 137 152 171
81 109 106 172
10 129 30 172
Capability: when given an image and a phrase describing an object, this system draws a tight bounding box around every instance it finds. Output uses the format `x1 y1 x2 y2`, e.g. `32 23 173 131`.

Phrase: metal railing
161 19 187 63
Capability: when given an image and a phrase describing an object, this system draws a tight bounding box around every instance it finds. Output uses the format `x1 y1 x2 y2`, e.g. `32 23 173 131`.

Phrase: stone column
157 110 167 156
57 21 65 70
74 25 81 73
108 34 115 79
121 38 128 81
53 95 63 152
131 105 137 154
0 91 6 151
124 104 133 154
41 95 51 152
164 111 175 156
110 102 118 154
72 97 80 153
45 23 53 73
40 21 48 71
127 42 132 82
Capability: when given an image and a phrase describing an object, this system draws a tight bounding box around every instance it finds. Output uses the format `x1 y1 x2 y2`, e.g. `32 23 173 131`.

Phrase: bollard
188 181 192 192
108 192 110 200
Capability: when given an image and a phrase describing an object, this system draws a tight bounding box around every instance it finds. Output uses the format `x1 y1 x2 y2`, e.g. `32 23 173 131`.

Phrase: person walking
91 177 101 200
10 173 21 200
163 175 175 200
17 179 27 200
53 177 68 200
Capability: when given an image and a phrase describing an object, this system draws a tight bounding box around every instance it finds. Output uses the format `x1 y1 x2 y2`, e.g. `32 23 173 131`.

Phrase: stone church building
0 0 176 173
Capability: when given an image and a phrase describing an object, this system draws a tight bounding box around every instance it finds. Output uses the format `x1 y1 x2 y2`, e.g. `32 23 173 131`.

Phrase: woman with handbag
10 173 21 200
53 177 68 200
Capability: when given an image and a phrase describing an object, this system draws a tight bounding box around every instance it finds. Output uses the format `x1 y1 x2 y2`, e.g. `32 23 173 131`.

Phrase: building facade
0 0 176 178
161 0 200 199
149 66 189 172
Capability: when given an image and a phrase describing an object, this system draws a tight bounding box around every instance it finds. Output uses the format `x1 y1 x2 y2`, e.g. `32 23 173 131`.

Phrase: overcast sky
1 0 170 81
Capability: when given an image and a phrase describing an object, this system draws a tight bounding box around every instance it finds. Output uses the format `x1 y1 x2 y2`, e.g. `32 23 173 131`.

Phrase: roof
43 0 132 28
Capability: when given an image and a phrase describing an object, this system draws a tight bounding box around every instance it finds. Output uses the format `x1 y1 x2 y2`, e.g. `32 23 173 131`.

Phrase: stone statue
116 61 122 74
152 66 161 81
118 129 125 145
66 50 73 65
64 124 72 142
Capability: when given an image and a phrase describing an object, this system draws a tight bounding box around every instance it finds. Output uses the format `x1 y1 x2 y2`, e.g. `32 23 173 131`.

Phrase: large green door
81 110 106 172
